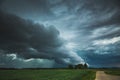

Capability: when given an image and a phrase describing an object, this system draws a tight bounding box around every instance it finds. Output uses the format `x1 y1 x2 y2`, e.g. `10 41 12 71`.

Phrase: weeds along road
95 71 120 80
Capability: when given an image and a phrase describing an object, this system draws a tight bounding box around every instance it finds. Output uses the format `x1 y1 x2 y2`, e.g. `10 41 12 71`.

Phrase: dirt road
95 71 120 80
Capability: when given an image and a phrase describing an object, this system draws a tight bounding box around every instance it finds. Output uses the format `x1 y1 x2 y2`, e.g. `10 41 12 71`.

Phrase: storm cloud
0 10 83 68
0 0 120 68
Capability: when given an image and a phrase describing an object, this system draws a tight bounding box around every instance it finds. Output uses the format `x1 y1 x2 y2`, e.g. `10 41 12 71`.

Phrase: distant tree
75 64 84 69
78 64 84 69
68 64 74 69
68 63 88 69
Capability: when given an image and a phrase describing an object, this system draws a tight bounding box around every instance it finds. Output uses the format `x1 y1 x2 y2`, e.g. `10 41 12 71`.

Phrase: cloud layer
0 0 120 68
0 10 83 68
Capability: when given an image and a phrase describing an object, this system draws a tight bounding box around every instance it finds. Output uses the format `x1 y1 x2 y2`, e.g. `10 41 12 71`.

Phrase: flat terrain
0 69 96 80
95 71 120 80
105 70 120 76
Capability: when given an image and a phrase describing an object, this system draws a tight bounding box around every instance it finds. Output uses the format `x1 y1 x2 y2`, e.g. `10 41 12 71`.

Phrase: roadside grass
0 69 96 80
105 70 120 76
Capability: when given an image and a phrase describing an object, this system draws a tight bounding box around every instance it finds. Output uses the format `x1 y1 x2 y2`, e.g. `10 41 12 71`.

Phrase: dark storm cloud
81 0 120 10
0 10 60 55
0 10 82 66
81 38 120 67
0 0 3 4
71 0 120 40
0 0 3 7
74 0 120 68
78 49 120 68
1 0 54 20
49 0 120 67
0 0 120 68
0 53 55 68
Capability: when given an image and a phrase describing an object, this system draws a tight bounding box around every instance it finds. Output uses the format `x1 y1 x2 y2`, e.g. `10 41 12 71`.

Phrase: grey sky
0 0 120 68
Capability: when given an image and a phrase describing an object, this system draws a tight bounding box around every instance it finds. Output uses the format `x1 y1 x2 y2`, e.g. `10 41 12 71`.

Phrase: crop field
0 69 96 80
105 69 120 76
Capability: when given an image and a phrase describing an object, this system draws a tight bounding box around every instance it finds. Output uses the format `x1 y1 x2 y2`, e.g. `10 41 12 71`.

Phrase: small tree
75 64 84 69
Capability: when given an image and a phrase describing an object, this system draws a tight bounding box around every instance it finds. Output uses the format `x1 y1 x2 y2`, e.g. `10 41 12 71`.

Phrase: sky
0 0 120 68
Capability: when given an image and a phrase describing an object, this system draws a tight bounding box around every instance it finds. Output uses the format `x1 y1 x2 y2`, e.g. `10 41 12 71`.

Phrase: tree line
68 63 88 69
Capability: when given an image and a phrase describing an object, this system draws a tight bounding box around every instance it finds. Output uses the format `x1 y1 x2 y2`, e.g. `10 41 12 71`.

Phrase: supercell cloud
0 0 120 68
0 10 83 68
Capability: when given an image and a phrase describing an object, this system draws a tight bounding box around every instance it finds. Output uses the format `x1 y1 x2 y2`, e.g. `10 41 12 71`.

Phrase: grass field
105 70 120 76
0 69 96 80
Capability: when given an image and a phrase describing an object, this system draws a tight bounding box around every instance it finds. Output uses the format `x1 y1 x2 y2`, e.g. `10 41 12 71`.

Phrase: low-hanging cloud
0 10 83 68
0 53 55 68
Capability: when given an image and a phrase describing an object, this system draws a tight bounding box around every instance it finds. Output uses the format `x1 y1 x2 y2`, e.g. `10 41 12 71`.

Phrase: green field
105 70 120 76
0 69 96 80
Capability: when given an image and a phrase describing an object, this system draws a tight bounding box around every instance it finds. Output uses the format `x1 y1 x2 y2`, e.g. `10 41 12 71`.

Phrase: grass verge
105 70 120 76
0 69 96 80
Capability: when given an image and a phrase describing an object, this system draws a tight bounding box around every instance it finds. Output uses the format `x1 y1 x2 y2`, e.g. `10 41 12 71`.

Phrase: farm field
105 70 120 76
0 69 96 80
